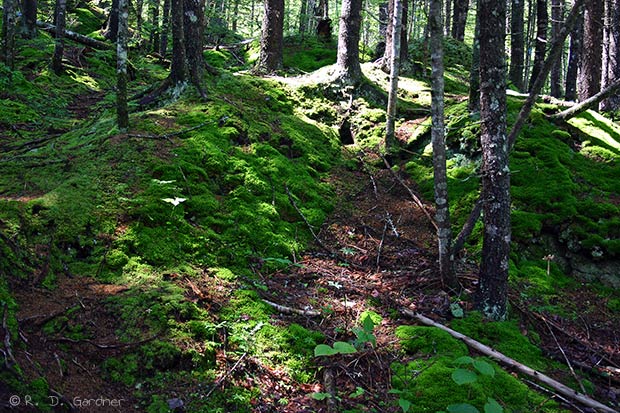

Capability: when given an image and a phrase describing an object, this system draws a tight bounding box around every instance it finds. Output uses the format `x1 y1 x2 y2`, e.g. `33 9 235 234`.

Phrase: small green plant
440 356 504 413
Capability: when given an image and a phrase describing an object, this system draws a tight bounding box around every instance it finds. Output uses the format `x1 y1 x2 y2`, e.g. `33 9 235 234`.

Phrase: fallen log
550 78 620 121
402 310 619 413
36 21 112 50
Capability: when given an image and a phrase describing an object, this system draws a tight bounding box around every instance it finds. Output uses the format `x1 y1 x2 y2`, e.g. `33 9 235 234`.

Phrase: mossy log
403 310 619 413
550 78 620 121
36 20 113 50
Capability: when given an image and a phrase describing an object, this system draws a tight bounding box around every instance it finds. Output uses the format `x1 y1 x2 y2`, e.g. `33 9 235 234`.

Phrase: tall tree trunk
159 0 170 55
257 0 284 72
578 0 603 100
523 0 535 87
136 0 144 36
444 0 451 36
149 0 160 52
1 0 17 70
231 0 239 32
299 0 309 35
21 0 38 39
104 0 120 42
477 0 510 321
450 0 467 41
184 0 207 98
169 0 187 84
51 0 67 75
564 0 582 100
382 0 408 72
468 0 480 112
528 0 548 91
117 0 129 131
385 0 403 149
601 0 620 110
430 0 455 288
509 0 525 91
334 0 363 82
549 0 564 97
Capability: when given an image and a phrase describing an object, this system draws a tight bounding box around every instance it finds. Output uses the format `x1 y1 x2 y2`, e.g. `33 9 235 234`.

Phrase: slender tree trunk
21 0 38 39
523 0 535 87
578 0 603 100
477 0 510 321
231 0 239 32
564 0 582 100
400 0 408 63
550 0 564 97
382 0 408 72
117 0 129 131
2 0 17 70
51 0 67 75
385 0 403 149
334 0 363 82
450 0 467 41
444 0 451 37
136 0 144 36
528 0 548 91
509 0 525 91
159 0 171 55
299 0 308 35
429 0 455 288
468 0 480 112
104 0 120 42
184 0 207 98
149 0 160 52
170 0 187 84
257 0 284 72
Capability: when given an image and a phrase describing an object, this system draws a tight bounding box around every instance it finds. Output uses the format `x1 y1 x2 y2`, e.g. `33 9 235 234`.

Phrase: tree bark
184 0 207 98
444 0 452 37
528 0 548 91
159 0 170 56
169 0 187 84
1 0 17 70
509 0 525 91
578 0 604 100
257 0 284 72
20 0 37 39
334 0 363 83
136 0 144 36
429 0 456 288
477 0 510 321
381 0 408 72
601 0 620 110
117 0 129 131
149 0 160 52
549 0 564 97
385 0 403 150
51 0 67 75
467 0 480 113
564 0 582 101
450 0 467 41
104 0 120 42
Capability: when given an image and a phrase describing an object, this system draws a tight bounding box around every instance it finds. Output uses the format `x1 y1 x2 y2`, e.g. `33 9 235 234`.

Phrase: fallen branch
36 21 112 50
379 154 438 232
50 334 158 349
402 310 619 413
550 78 620 121
262 299 321 317
2 304 17 368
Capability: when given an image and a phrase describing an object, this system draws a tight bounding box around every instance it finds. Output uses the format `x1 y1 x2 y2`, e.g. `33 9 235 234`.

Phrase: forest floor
10 142 619 412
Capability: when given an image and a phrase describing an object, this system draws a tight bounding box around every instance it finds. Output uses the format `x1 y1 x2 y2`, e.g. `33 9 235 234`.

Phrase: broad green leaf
362 314 375 333
349 387 365 398
333 341 357 354
447 403 481 413
451 368 478 385
314 344 337 357
453 356 475 365
473 359 495 377
484 398 503 413
309 392 332 400
398 398 412 412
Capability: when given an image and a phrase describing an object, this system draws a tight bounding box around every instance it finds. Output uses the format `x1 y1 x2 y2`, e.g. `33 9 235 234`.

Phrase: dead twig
2 304 17 368
50 334 159 349
376 219 388 271
262 299 321 317
284 184 331 254
543 317 587 394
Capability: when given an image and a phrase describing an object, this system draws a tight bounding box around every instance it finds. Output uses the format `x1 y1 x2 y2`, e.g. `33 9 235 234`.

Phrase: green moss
70 8 104 35
0 99 40 125
283 36 337 72
395 325 468 357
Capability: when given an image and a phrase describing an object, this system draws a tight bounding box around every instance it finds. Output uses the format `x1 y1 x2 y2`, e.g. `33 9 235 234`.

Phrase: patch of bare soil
6 274 141 412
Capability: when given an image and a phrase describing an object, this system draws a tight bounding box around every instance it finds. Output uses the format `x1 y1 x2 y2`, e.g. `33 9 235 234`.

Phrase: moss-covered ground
1 9 619 413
